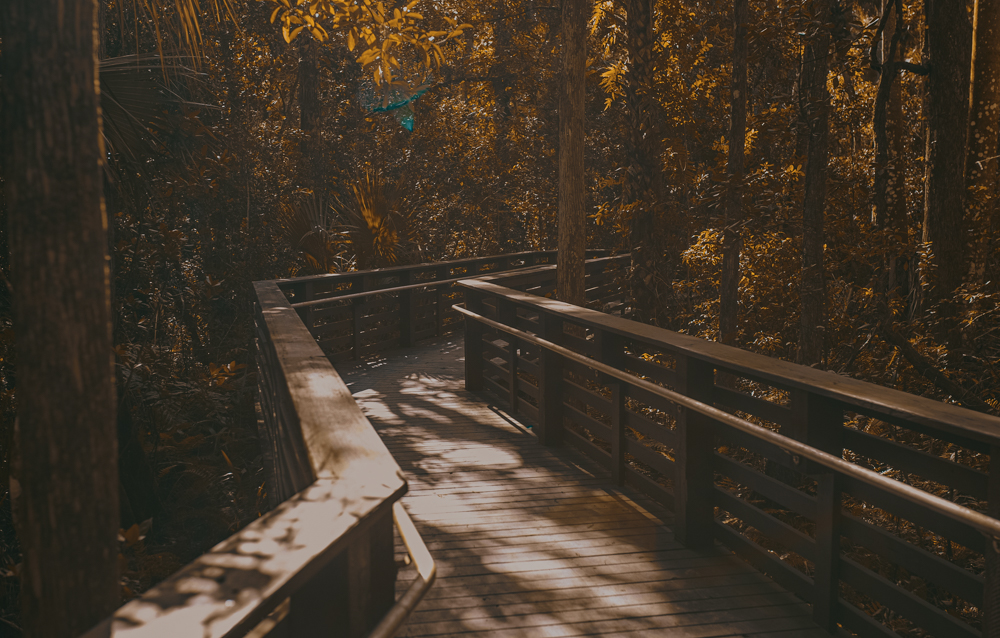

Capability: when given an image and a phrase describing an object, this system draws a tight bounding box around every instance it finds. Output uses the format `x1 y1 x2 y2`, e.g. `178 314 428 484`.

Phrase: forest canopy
1 0 999 635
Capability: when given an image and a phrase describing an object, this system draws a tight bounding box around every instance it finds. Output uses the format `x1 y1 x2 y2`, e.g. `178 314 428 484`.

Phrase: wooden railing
276 249 611 361
81 272 442 637
458 272 1000 638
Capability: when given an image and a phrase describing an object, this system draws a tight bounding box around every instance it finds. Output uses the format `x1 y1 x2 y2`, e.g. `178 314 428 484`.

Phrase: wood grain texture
338 337 824 637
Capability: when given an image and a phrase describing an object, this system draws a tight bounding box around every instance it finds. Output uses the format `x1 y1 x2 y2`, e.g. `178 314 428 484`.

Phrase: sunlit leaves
267 0 470 85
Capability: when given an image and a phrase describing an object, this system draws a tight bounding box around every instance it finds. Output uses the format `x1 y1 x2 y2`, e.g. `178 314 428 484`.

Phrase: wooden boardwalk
337 337 827 638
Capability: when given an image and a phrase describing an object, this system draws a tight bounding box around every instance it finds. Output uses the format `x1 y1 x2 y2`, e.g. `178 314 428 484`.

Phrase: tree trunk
623 0 665 323
872 0 911 304
798 0 833 367
966 0 1000 283
557 0 587 306
0 0 120 634
873 0 903 230
922 0 972 307
299 39 321 190
720 0 748 348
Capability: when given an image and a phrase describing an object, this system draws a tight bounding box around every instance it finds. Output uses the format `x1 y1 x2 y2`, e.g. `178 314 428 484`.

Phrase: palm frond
332 171 419 270
277 193 341 273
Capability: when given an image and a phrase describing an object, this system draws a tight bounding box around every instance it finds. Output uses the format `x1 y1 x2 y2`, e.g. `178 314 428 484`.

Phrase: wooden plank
839 557 978 638
841 426 987 499
713 488 816 561
713 453 817 518
840 513 983 605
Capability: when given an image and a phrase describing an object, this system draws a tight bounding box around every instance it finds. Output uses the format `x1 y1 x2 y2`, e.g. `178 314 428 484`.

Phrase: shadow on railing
457 271 1000 638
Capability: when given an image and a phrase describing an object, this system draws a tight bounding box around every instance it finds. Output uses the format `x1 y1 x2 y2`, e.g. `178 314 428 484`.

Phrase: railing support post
398 271 415 348
435 266 449 337
498 299 518 413
536 312 564 446
600 332 626 485
674 355 715 549
464 290 484 392
984 446 1000 637
790 391 843 631
351 276 367 360
300 281 316 336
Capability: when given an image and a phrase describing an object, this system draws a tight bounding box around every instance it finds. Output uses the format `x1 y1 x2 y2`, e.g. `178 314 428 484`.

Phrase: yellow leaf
348 29 356 50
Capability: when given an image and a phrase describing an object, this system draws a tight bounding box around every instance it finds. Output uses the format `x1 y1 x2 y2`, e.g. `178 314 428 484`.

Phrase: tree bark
798 0 833 367
557 0 587 306
623 0 665 323
299 38 321 190
0 0 121 633
966 0 1000 283
720 0 748 348
872 0 911 305
922 0 972 306
872 0 903 230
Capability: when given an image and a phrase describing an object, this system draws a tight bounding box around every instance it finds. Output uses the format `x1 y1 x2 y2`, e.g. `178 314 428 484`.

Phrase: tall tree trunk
922 0 972 309
492 8 520 253
720 0 748 347
798 0 833 366
299 39 321 190
1 0 120 634
557 0 587 305
873 0 903 230
966 0 1000 283
623 0 664 323
872 0 910 304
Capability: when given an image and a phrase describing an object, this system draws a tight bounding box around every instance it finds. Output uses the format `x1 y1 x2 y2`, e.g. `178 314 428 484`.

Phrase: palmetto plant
278 193 343 273
332 170 419 270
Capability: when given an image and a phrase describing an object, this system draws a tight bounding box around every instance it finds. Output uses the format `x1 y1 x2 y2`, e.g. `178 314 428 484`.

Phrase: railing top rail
458 278 1000 447
272 249 611 288
453 301 1000 542
255 281 406 482
286 253 629 309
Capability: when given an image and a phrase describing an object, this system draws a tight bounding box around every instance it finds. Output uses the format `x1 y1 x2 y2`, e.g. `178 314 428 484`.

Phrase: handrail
289 273 489 308
290 253 631 309
453 302 1000 542
369 503 437 638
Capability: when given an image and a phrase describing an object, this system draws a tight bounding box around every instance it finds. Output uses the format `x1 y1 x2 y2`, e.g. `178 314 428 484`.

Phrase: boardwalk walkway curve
338 337 827 637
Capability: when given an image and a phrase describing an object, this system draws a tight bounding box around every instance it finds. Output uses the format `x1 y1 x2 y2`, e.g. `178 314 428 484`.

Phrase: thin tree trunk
872 0 910 305
299 39 321 190
873 0 903 230
623 0 663 322
922 0 972 308
798 0 833 367
1 0 120 634
720 0 748 347
557 0 587 305
966 0 1000 284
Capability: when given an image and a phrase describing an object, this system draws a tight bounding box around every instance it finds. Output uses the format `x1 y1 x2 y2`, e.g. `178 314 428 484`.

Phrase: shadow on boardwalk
336 337 827 638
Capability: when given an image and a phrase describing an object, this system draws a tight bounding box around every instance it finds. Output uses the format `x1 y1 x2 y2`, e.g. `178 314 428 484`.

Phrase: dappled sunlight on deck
336 337 826 638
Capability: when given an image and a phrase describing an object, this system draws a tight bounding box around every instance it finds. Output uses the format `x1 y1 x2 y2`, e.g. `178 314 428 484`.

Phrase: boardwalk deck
337 337 827 638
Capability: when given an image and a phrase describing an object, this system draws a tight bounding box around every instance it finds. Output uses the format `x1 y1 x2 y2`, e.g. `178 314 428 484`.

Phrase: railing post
463 289 484 392
984 446 1000 637
398 271 415 348
600 332 627 485
674 354 715 549
351 276 367 360
790 390 843 632
536 312 564 446
498 298 518 413
435 266 448 337
301 281 316 336
287 506 396 638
